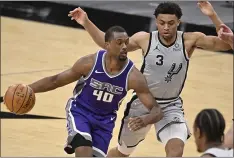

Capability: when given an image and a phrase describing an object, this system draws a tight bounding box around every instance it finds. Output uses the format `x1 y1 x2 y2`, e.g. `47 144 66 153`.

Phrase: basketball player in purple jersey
22 26 163 157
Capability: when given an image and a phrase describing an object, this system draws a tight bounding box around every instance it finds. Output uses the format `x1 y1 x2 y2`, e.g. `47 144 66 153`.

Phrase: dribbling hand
128 117 146 131
68 7 88 26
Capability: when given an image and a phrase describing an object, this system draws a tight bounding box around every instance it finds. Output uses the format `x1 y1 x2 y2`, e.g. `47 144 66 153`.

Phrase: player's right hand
218 24 234 49
68 7 88 26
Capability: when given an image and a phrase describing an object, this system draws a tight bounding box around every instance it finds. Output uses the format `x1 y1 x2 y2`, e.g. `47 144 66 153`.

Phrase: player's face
106 32 129 61
193 123 203 153
156 14 180 40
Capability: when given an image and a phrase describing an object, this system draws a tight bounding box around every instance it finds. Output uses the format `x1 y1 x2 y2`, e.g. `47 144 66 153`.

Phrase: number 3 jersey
73 50 134 115
140 31 189 103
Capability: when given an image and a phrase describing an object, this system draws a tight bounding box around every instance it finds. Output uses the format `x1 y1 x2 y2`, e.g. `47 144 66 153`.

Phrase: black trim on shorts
118 95 138 144
156 122 191 142
127 139 145 148
155 97 178 100
202 153 216 157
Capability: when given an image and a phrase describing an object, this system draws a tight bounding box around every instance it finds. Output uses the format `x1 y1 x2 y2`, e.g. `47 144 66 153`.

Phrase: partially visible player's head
193 109 226 153
154 2 182 40
105 26 129 61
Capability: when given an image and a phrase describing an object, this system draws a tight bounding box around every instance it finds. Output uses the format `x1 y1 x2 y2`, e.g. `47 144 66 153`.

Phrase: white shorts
117 96 191 155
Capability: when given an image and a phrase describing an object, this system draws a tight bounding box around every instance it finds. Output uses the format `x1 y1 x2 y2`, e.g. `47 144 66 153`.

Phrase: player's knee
165 138 184 157
65 133 92 155
73 133 92 157
108 147 129 157
117 141 137 157
72 133 92 147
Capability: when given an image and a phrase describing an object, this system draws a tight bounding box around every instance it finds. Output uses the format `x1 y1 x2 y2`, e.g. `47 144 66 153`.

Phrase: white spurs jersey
139 31 189 104
203 148 233 157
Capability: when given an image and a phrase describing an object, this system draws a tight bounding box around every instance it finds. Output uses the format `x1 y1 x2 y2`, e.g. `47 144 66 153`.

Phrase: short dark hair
154 2 182 19
194 109 225 143
105 26 127 42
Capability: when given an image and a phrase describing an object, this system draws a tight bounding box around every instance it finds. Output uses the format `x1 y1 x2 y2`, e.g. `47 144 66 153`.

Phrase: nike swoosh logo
95 70 104 73
111 117 116 121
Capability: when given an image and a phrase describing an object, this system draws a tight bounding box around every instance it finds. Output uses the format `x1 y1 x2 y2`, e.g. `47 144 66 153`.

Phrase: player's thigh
64 98 93 154
117 116 152 155
158 122 189 146
66 99 92 140
91 128 113 157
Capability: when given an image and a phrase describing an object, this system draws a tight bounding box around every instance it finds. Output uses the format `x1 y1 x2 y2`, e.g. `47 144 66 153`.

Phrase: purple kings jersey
74 50 134 115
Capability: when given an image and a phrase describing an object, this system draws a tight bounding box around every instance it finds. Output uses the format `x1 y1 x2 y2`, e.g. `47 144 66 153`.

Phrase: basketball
4 84 36 115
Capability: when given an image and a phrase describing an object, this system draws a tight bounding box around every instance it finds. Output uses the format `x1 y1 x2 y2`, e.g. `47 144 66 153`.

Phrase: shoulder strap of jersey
124 59 134 91
83 49 105 80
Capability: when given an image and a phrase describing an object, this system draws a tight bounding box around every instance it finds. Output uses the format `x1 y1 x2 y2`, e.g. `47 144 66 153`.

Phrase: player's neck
204 142 223 151
159 34 177 46
104 53 127 75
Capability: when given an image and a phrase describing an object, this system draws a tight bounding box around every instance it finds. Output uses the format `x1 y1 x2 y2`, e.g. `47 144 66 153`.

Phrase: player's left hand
128 117 146 131
218 24 234 49
197 1 215 17
68 7 88 26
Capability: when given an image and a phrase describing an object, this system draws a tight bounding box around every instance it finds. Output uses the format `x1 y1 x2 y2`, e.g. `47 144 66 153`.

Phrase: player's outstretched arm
198 1 223 32
185 32 232 52
127 67 163 131
68 7 142 52
28 54 95 93
68 7 105 49
198 1 233 50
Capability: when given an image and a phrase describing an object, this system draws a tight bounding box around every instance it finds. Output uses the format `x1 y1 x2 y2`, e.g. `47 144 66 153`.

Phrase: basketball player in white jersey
68 2 232 157
198 1 233 149
193 109 233 157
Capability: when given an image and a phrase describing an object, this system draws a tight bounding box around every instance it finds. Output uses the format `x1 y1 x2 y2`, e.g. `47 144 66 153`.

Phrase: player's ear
155 18 158 27
104 41 110 50
196 127 202 139
177 19 181 27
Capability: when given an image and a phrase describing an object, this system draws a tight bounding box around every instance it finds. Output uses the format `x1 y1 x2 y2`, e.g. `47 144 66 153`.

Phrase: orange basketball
4 84 36 115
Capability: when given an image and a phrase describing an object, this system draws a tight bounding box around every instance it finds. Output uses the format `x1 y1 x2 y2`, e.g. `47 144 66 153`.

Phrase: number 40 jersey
73 50 134 115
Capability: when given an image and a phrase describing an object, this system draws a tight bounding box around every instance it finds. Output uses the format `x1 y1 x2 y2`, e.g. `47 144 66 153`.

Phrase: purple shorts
64 98 116 157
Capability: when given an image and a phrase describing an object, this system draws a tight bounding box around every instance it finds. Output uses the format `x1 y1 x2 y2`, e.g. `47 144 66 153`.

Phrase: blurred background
1 1 233 38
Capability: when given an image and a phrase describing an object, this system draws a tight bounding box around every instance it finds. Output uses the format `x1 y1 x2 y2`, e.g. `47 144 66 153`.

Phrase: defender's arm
68 7 142 52
188 32 231 51
28 54 95 93
198 1 223 32
197 1 233 50
83 19 143 52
